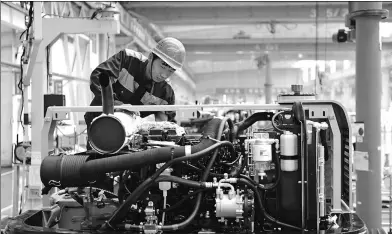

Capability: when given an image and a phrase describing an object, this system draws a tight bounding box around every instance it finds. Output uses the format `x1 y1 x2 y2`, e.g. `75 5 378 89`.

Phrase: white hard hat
152 37 186 70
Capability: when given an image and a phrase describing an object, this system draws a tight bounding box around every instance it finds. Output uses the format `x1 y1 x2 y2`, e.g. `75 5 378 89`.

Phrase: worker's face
151 57 176 83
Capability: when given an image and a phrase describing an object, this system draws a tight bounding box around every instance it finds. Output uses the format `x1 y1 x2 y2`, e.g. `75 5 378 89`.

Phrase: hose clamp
348 9 389 21
48 180 61 187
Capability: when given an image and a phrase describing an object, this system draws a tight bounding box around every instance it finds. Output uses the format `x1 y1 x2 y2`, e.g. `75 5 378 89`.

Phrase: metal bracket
307 107 329 119
52 111 71 121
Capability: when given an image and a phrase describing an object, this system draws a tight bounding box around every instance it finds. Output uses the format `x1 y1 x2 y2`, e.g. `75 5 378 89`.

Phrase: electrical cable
104 140 234 228
18 2 34 133
237 178 302 231
46 46 50 92
161 188 211 213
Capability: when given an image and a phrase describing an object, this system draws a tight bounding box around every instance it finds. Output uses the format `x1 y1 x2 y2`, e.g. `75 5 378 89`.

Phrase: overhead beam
1 2 27 31
186 51 356 62
194 68 302 89
181 38 392 54
195 68 300 78
124 2 392 25
188 60 300 73
124 2 345 8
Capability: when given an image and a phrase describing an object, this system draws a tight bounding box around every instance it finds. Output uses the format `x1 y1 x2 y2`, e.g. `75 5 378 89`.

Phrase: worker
84 37 185 149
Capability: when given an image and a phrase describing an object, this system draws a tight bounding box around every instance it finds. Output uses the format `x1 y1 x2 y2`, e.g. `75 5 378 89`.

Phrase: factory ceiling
122 1 392 80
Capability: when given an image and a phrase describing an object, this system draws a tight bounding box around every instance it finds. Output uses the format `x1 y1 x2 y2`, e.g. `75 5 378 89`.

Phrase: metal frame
307 105 344 212
24 2 120 211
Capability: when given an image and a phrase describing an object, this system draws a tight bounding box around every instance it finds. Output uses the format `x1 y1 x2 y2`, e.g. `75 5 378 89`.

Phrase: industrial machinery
4 77 367 234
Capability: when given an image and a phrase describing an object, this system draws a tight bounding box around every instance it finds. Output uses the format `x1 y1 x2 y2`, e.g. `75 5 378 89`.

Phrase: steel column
354 2 389 230
1 45 16 167
264 54 273 104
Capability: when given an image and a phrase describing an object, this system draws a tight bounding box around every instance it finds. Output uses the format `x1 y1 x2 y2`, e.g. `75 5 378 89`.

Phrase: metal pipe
353 2 387 230
99 74 114 115
301 121 305 229
1 61 89 83
319 144 325 217
45 104 291 113
1 60 20 69
264 54 272 104
2 2 29 14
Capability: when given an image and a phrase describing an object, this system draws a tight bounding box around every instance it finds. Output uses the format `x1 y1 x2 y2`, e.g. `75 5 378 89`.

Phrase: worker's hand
155 112 168 122
114 100 124 106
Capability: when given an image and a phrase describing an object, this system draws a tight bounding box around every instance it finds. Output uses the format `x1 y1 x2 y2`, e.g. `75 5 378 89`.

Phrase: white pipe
319 144 325 217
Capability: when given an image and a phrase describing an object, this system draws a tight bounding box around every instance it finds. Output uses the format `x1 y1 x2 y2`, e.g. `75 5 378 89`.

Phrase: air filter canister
89 110 140 154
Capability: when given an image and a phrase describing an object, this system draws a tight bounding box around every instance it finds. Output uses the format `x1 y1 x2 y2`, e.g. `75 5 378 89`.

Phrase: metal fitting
349 9 389 20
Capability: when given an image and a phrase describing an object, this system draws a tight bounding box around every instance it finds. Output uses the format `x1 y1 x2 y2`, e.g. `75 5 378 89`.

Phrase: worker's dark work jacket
84 49 176 128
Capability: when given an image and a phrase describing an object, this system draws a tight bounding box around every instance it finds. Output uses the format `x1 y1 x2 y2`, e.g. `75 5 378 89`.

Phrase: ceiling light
298 53 303 58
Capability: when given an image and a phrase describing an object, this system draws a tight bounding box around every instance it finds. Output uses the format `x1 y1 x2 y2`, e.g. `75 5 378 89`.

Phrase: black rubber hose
237 178 302 231
161 188 211 213
155 175 205 188
262 152 281 190
105 140 234 228
40 155 92 188
292 101 307 229
180 162 223 177
271 111 288 133
161 118 232 231
113 118 230 231
232 112 275 139
99 74 114 115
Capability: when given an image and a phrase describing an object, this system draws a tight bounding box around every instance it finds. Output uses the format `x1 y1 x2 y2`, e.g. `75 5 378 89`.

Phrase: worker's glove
113 100 124 106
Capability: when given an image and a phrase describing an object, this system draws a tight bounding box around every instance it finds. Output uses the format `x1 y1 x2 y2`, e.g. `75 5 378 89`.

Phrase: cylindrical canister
252 139 273 162
280 131 298 171
252 139 275 177
89 110 140 154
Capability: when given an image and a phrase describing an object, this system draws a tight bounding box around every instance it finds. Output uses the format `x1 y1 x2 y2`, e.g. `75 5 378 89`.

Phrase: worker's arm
90 50 126 100
154 90 176 122
154 112 168 122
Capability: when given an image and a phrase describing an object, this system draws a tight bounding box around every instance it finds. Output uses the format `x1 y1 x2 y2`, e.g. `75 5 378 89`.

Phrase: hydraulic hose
271 111 291 133
160 117 232 231
105 140 234 228
161 188 211 213
239 158 280 191
237 178 302 231
292 101 307 230
155 175 205 188
239 151 281 191
232 112 277 140
110 117 232 231
205 117 233 176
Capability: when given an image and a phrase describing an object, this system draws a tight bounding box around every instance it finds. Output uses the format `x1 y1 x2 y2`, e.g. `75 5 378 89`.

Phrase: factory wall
1 38 17 166
195 68 301 104
1 30 26 166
